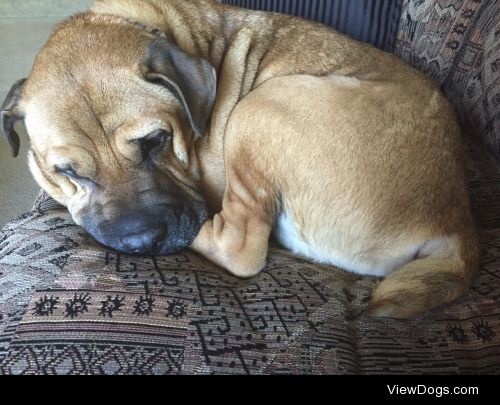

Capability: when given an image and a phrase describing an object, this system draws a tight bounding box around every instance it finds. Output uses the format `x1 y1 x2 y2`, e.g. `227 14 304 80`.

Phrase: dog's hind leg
365 231 479 319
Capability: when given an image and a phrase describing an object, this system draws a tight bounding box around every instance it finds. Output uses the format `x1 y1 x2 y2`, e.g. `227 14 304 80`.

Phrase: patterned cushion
466 138 500 229
219 0 403 51
395 0 500 160
1 138 499 374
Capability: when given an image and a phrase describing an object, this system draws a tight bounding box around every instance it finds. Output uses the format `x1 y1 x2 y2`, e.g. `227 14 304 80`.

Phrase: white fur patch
325 74 361 86
273 211 417 277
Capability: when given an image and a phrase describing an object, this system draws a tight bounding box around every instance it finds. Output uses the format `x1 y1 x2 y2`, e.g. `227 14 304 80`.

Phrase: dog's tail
365 229 479 319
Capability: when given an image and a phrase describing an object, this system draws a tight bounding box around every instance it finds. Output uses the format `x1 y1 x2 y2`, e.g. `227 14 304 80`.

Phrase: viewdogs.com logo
387 385 478 398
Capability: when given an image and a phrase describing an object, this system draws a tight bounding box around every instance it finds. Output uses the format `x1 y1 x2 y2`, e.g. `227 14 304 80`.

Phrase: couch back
220 0 403 52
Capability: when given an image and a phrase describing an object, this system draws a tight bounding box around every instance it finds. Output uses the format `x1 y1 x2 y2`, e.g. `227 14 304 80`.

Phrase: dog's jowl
0 0 479 318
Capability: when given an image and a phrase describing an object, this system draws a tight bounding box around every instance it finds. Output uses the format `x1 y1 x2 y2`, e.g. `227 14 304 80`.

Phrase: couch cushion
1 138 499 374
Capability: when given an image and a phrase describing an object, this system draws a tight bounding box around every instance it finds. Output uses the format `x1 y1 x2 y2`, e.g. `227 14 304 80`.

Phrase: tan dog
0 0 479 318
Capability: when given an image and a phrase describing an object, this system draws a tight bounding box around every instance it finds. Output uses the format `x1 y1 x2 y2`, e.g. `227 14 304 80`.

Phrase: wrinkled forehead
24 68 168 131
23 81 180 170
23 59 181 153
20 13 190 164
20 13 172 134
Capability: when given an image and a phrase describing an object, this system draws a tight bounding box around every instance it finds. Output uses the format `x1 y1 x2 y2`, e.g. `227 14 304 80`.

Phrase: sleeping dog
0 0 478 318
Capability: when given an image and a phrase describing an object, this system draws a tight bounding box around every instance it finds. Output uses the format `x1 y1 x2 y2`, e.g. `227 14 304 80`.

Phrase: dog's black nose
119 226 167 254
83 201 207 256
99 214 167 255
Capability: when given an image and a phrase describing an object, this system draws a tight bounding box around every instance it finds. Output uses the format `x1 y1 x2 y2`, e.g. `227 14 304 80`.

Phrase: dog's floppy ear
144 37 216 136
1 79 26 157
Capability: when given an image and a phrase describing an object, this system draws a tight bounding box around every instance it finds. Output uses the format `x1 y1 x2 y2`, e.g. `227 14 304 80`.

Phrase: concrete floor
0 1 93 228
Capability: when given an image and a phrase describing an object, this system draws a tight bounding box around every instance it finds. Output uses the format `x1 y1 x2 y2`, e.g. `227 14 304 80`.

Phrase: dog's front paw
190 215 268 278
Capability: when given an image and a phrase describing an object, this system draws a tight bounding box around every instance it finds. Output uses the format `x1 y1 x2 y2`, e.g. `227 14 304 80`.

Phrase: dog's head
0 13 216 255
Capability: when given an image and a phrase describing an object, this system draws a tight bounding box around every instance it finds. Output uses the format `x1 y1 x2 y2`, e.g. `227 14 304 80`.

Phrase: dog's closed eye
54 165 97 186
137 129 172 160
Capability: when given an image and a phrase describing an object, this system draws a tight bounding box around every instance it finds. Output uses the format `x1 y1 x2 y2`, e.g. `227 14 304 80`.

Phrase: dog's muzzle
82 201 208 256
